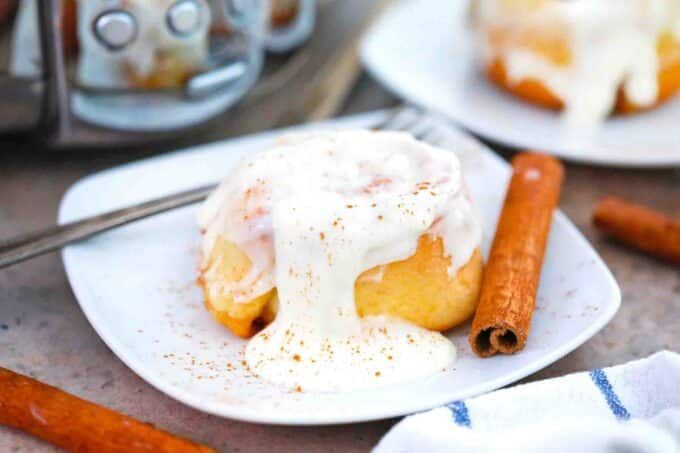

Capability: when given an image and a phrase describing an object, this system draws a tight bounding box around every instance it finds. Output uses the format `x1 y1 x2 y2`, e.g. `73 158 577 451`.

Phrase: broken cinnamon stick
593 197 680 266
0 367 217 453
469 152 564 357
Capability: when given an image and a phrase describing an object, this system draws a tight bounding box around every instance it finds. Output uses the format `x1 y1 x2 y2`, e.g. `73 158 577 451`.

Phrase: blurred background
0 1 677 451
0 0 380 148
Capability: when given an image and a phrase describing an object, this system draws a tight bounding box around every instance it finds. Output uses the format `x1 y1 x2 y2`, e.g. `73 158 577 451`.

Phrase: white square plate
59 111 620 425
360 0 680 167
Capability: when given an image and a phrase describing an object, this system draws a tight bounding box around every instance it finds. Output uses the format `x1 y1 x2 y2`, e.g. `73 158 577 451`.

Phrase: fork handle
0 184 216 269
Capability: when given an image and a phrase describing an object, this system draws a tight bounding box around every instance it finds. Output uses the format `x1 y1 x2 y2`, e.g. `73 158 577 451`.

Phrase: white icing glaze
475 0 680 126
198 130 482 391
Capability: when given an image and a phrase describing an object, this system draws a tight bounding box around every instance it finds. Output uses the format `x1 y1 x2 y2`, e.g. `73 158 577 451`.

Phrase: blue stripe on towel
589 368 631 420
447 401 471 427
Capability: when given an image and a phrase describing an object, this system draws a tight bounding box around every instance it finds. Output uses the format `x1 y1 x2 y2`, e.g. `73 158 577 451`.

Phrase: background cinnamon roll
472 0 680 125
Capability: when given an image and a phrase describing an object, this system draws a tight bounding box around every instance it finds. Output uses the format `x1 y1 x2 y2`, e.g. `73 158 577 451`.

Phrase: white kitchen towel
375 351 680 453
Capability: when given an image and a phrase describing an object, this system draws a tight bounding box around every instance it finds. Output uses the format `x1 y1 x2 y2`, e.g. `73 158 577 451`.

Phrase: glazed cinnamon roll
472 0 680 125
197 130 484 391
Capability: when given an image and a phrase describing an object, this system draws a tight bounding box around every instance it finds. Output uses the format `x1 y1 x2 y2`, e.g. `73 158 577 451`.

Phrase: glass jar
0 0 316 137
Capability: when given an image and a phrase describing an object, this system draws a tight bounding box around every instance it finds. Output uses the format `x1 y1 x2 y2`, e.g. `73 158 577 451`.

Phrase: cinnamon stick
469 152 564 357
0 367 217 453
593 197 680 265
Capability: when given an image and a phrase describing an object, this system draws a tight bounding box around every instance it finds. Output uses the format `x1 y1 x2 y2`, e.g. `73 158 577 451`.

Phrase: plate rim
58 112 622 425
359 0 680 168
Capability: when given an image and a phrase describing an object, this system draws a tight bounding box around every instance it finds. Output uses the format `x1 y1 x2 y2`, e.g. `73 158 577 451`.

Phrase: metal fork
0 106 443 269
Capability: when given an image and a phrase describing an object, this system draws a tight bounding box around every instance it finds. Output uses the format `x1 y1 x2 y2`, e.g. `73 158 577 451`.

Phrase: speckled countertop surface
1 4 679 449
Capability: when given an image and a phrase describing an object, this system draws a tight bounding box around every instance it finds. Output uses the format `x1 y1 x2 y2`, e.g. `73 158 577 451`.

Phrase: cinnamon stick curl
469 152 564 357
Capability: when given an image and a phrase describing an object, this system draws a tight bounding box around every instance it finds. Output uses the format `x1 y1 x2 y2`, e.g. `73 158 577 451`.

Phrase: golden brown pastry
200 235 483 338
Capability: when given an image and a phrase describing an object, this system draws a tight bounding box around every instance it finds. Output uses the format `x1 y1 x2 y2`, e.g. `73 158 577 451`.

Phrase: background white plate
59 112 621 425
360 0 680 167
